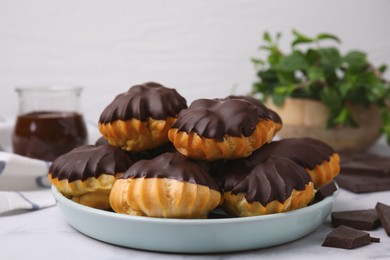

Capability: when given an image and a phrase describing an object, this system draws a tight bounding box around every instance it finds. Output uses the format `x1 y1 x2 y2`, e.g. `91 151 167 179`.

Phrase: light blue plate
52 185 338 253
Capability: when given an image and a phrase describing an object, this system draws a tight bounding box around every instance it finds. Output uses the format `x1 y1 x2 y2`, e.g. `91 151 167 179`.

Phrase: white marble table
0 188 389 260
1 137 390 259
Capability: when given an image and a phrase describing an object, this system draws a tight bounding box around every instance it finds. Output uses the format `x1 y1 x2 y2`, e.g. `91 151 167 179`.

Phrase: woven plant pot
266 98 382 151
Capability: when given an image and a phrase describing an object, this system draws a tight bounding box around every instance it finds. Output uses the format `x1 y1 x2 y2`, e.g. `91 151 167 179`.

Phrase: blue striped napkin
0 152 55 214
0 117 101 214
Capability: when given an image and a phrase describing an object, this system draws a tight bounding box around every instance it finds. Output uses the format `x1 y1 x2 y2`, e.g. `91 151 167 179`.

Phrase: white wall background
1 0 389 123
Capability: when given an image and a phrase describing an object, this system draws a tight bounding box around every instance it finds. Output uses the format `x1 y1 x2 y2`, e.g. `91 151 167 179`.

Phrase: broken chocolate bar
331 209 380 230
311 181 338 204
340 153 390 178
336 152 390 193
322 225 380 249
315 181 337 200
376 202 390 236
335 174 390 193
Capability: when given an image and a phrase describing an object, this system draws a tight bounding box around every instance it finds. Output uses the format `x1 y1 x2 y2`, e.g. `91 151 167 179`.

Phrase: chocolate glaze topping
221 156 311 204
248 137 335 170
224 95 282 124
95 136 109 146
127 142 176 162
171 97 279 141
119 152 221 192
49 145 133 182
99 82 187 123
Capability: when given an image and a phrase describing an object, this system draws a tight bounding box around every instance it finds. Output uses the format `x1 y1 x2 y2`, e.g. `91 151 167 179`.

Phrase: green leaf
316 33 341 44
378 64 388 74
343 51 367 72
349 71 387 103
339 82 353 97
268 51 283 66
292 29 314 47
333 107 358 127
380 107 390 144
263 32 272 43
307 67 324 81
272 93 286 106
251 58 264 66
318 48 342 68
306 49 320 65
275 85 296 96
277 71 296 84
323 66 339 85
276 51 307 72
258 69 278 82
252 82 267 99
320 87 342 110
276 32 282 42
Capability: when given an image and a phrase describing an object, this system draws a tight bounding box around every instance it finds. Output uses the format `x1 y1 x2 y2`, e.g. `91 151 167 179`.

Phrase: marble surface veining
0 187 389 259
1 137 390 259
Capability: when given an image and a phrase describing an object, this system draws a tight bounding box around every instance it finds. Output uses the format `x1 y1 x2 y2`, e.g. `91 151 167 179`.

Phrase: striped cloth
0 118 101 214
0 152 55 214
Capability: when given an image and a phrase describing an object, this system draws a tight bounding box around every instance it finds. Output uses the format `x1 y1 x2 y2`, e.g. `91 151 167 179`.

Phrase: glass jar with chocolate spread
12 86 88 161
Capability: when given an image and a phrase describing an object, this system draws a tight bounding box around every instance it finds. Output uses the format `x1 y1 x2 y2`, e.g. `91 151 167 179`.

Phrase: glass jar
12 86 88 161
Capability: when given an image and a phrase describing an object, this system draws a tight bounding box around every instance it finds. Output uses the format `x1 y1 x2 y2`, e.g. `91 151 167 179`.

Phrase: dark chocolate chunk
207 209 234 219
340 152 390 178
335 174 390 193
314 181 337 202
376 202 390 236
331 209 380 230
371 237 381 243
322 225 379 249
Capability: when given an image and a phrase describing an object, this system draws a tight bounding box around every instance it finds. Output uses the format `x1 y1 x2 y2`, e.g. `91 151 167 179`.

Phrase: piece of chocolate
376 202 390 236
340 152 390 178
322 225 380 249
314 181 337 202
335 174 390 193
207 209 234 219
331 209 380 230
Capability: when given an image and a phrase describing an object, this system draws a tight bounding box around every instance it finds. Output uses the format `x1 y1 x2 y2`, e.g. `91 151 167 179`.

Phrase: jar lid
15 85 83 93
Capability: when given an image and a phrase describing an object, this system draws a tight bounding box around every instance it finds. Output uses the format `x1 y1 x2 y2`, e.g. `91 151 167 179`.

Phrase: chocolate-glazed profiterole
219 156 315 217
168 97 282 160
247 137 340 188
109 152 222 218
98 82 187 151
49 145 133 209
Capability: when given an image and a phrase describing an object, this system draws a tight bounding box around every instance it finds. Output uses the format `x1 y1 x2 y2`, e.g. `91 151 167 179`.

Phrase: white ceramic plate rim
52 184 339 224
53 184 339 253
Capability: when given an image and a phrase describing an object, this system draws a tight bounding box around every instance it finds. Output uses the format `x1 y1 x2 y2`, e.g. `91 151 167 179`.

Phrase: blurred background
1 0 389 123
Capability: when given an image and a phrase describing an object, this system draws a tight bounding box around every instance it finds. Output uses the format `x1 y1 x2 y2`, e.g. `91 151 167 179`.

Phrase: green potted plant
251 30 390 151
